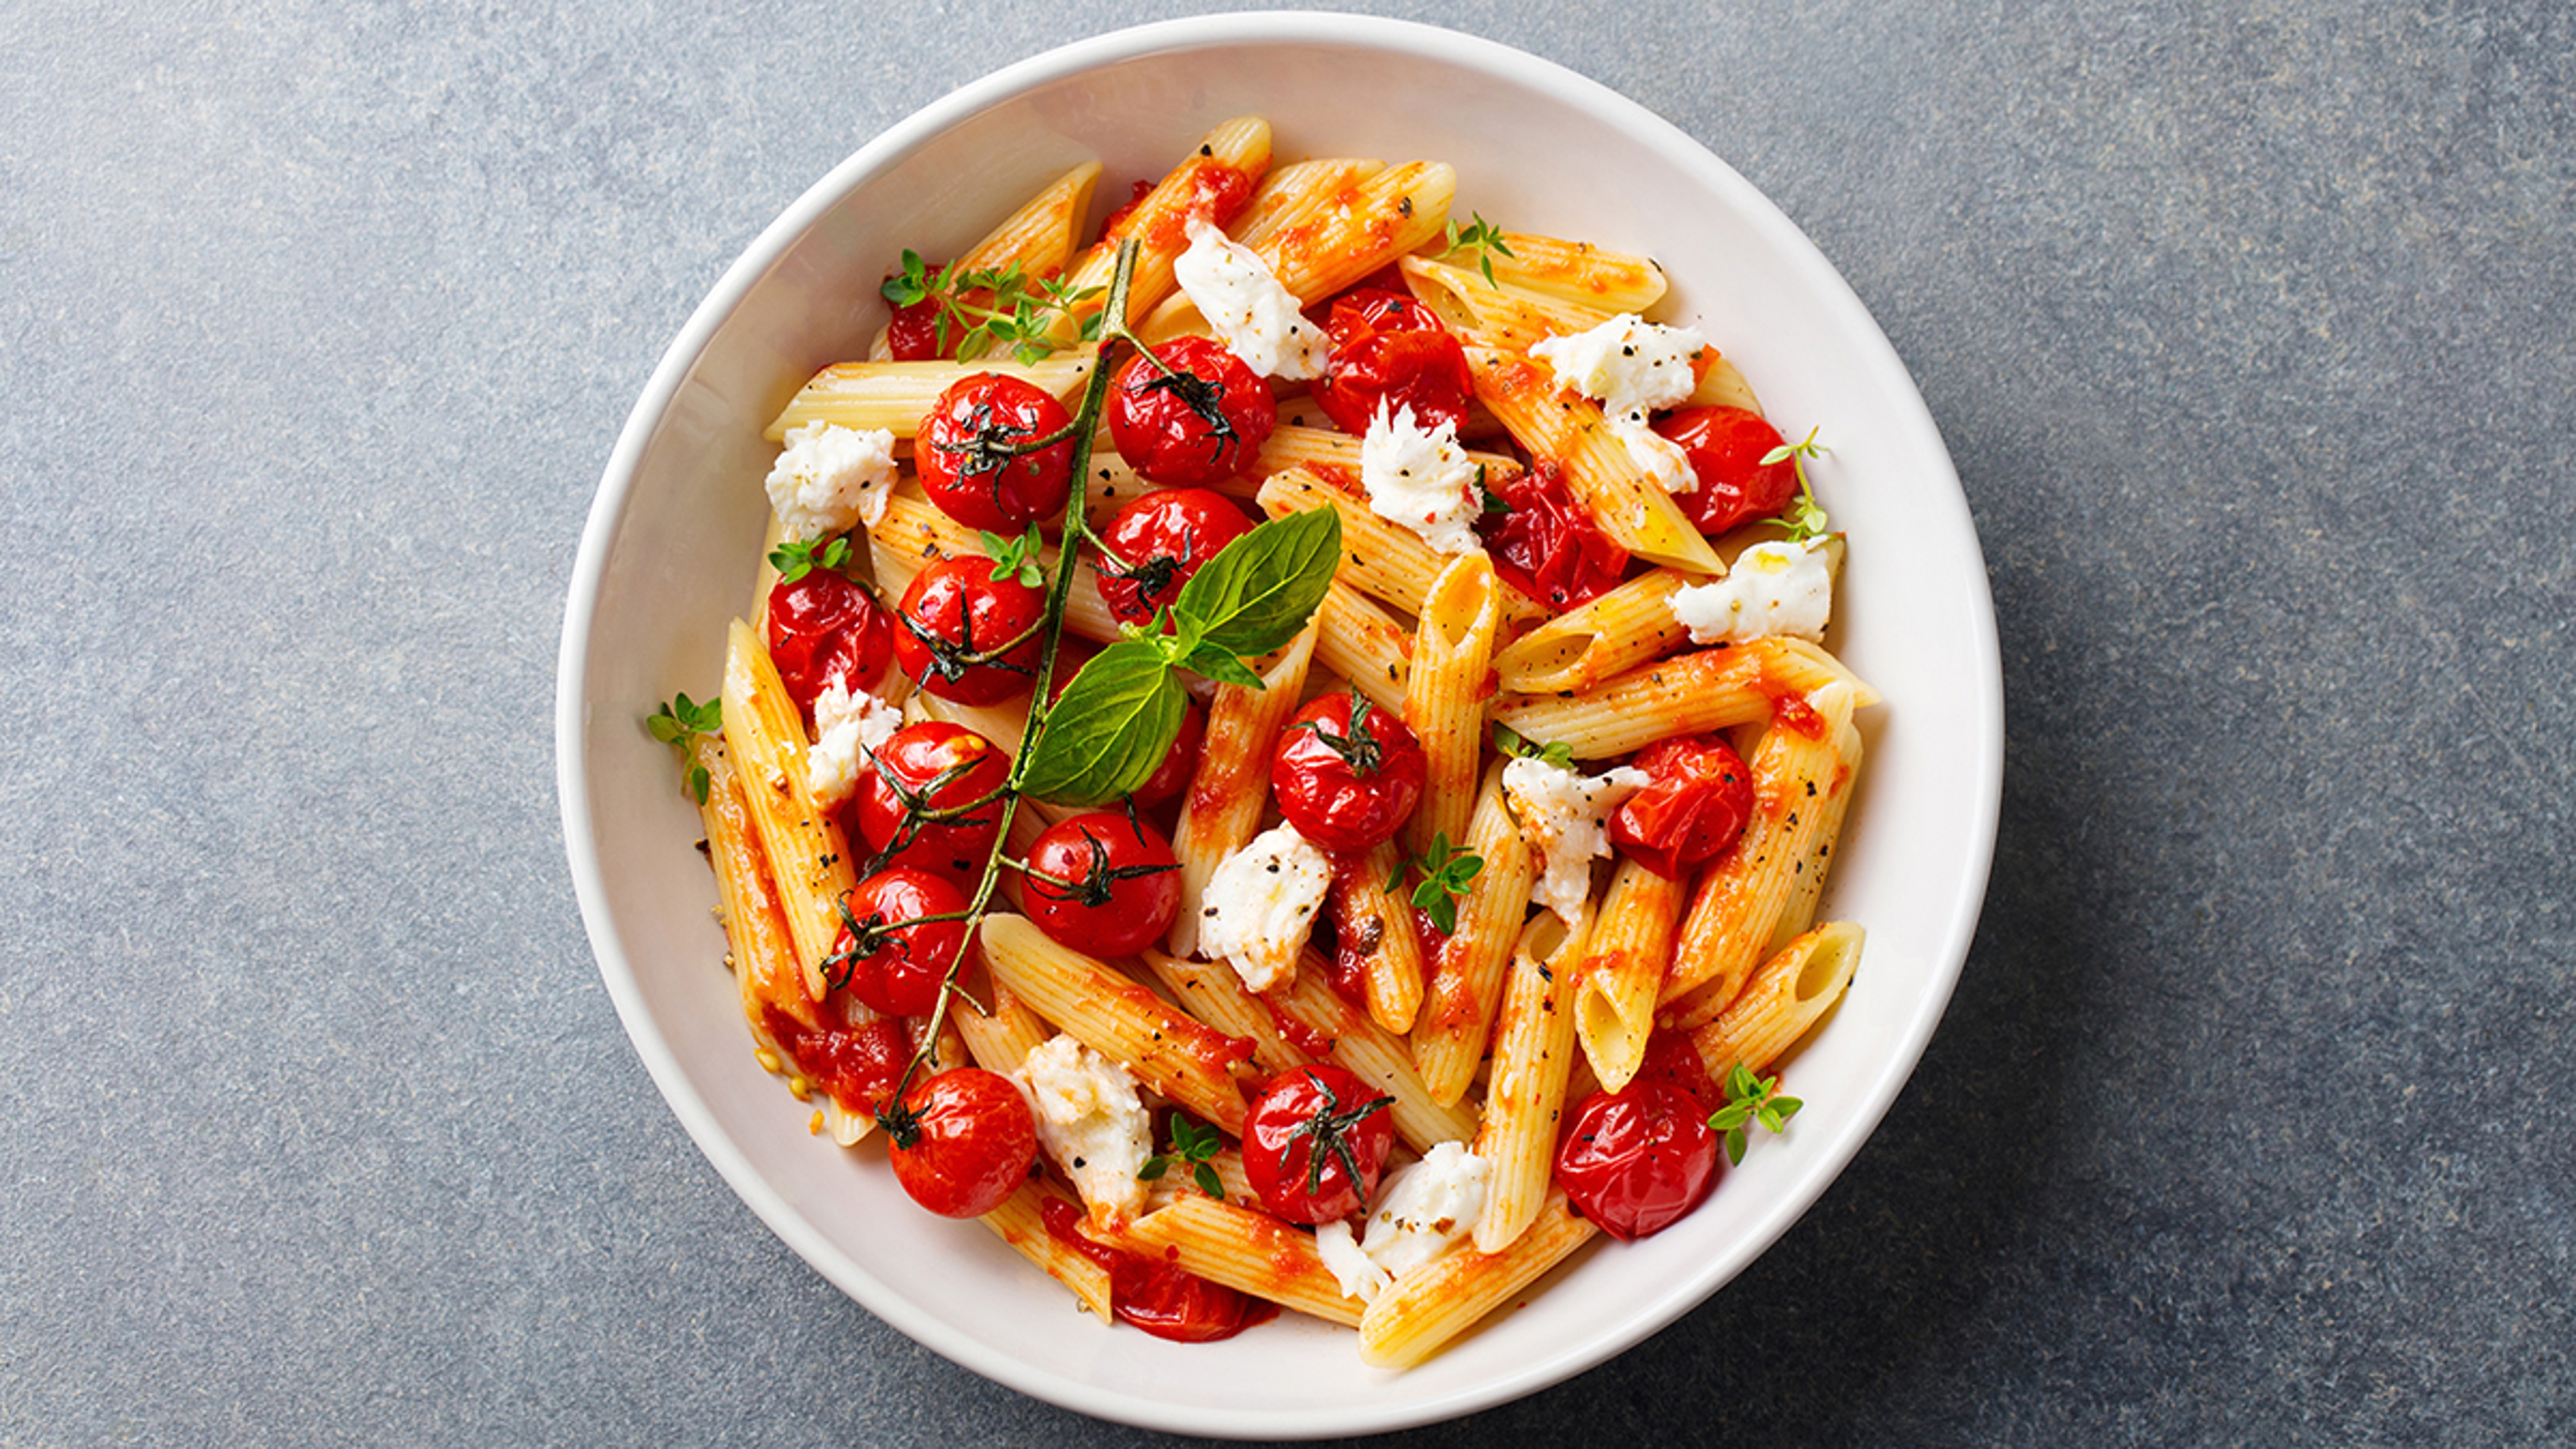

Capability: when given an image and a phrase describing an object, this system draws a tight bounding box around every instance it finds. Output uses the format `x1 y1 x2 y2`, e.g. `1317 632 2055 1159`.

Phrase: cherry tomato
1094 178 1157 241
765 566 892 714
1553 1081 1719 1242
824 867 975 1018
885 1068 1038 1219
855 721 1010 888
1107 335 1275 486
1242 1065 1397 1225
1093 487 1255 625
1631 1028 1724 1117
1271 692 1427 855
1040 1195 1275 1342
1654 406 1799 537
916 372 1077 531
1129 693 1204 808
1310 291 1472 437
885 260 947 361
892 555 1046 706
757 1005 908 1116
1479 460 1630 609
1607 734 1756 879
1022 812 1182 958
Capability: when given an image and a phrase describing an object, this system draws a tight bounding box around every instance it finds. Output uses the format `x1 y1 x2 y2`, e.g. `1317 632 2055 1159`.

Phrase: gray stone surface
3 0 2569 1443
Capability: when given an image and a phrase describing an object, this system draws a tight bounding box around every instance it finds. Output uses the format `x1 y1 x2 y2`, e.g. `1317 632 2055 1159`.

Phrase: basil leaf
1182 640 1266 690
1169 506 1341 657
1016 639 1187 806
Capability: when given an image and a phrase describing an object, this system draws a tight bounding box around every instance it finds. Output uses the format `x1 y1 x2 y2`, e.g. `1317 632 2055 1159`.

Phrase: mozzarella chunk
1172 215 1330 380
1012 1034 1152 1224
1313 1219 1391 1303
804 682 901 810
1669 538 1835 644
763 421 898 540
1360 402 1485 556
1343 1142 1491 1295
1530 314 1707 494
1502 757 1652 926
1196 822 1334 993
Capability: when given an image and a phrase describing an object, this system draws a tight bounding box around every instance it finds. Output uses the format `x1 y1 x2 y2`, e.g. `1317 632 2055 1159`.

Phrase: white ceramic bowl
557 13 2000 1438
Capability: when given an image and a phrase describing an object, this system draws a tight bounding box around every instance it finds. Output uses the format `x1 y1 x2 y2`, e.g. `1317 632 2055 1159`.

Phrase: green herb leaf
767 533 850 585
1169 506 1342 657
1761 426 1831 543
1138 1114 1226 1199
648 692 722 747
1403 833 1485 934
1491 722 1574 771
980 525 1046 588
1441 212 1516 288
1016 638 1189 806
1711 1063 1801 1166
1182 639 1267 690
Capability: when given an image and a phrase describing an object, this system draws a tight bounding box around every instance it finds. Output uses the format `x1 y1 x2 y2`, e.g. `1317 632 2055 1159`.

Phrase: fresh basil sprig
1016 507 1342 806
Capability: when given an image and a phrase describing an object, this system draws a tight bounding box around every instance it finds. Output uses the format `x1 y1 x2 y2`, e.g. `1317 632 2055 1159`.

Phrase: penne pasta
1399 255 1618 354
718 619 858 999
1330 841 1427 1035
1404 551 1501 856
1570 859 1685 1093
979 1176 1116 1323
1687 920 1865 1080
1472 906 1594 1252
1166 621 1320 959
1411 761 1540 1106
766 356 1096 441
1357 1191 1598 1368
1254 465 1546 628
869 161 1104 359
1313 582 1413 714
1102 1193 1364 1328
1049 117 1274 338
1476 231 1668 312
1490 637 1878 761
1465 345 1724 574
1489 568 1694 696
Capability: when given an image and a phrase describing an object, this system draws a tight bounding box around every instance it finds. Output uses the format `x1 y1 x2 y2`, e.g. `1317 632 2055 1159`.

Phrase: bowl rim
557 10 2003 1437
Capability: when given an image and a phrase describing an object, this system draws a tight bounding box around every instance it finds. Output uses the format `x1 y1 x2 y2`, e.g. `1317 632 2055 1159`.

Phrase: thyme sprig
1762 426 1831 542
879 250 1105 364
647 692 722 804
1709 1063 1804 1166
1137 1114 1226 1201
1440 212 1516 288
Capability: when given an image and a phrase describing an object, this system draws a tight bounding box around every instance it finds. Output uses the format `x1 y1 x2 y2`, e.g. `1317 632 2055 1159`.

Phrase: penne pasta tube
1405 551 1501 855
719 619 859 999
1682 351 1764 416
1140 949 1316 1077
1314 582 1413 714
1489 568 1693 696
1465 345 1723 574
690 733 824 1040
1489 637 1878 761
1134 156 1391 345
979 1176 1115 1324
1658 680 1864 1024
1269 955 1477 1152
1357 1191 1599 1368
1398 255 1617 354
765 355 1097 441
1688 920 1865 1079
978 914 1254 1136
1472 905 1594 1252
1261 160 1456 304
1411 761 1540 1106
1048 117 1274 339
1330 841 1427 1036
1102 1193 1364 1328
1166 620 1320 959
867 161 1104 359
1477 231 1668 313
953 980 1055 1076
1254 465 1546 628
1250 424 1523 492
1570 859 1686 1093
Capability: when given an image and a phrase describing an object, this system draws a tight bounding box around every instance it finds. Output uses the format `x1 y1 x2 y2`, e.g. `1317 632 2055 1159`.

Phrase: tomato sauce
1040 1197 1277 1342
759 1006 907 1114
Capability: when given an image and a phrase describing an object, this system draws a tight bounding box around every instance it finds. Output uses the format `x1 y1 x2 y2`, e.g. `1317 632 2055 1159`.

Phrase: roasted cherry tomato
1022 812 1182 958
892 555 1045 705
1631 1028 1724 1116
1040 1195 1275 1342
1107 335 1275 486
757 1005 908 1116
1310 291 1472 437
1101 160 1254 251
824 867 975 1018
765 566 892 714
1654 405 1799 537
1554 1081 1719 1242
1093 487 1255 625
1608 734 1756 879
885 1068 1038 1219
885 260 948 362
1479 460 1630 609
916 372 1077 531
1129 693 1204 809
855 721 1010 887
1242 1065 1397 1225
1271 692 1427 855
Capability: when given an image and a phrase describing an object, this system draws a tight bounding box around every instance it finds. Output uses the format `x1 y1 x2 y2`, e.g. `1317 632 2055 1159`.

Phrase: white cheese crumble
804 682 901 810
1171 215 1329 380
763 421 898 541
1669 538 1835 644
1529 314 1706 494
1011 1034 1152 1225
1319 1142 1492 1299
1359 402 1485 556
1195 822 1334 993
1502 756 1653 926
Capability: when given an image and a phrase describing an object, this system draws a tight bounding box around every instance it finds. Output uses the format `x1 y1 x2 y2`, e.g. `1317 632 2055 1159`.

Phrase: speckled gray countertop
5 1 2569 1444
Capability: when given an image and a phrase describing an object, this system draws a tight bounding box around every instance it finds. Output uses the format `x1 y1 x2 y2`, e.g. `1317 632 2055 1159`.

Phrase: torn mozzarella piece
804 682 902 810
1313 1219 1391 1303
1360 402 1485 556
763 421 898 540
1321 1142 1491 1300
1502 756 1653 926
1012 1034 1152 1224
1172 215 1329 380
1529 314 1707 493
1195 822 1334 992
1669 538 1835 644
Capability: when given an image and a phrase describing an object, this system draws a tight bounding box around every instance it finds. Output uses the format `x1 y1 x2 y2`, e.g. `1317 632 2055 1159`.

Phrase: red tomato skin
887 1069 1038 1219
1311 292 1473 437
1107 335 1276 487
1607 734 1758 879
1554 1082 1720 1242
829 867 975 1018
765 568 892 714
1093 488 1256 625
1022 812 1183 958
855 722 1010 888
1271 694 1428 855
1038 1196 1275 1342
916 373 1077 531
758 1006 908 1116
892 555 1046 706
1655 406 1798 537
1478 460 1630 609
1128 694 1205 808
1242 1065 1397 1225
885 260 947 362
